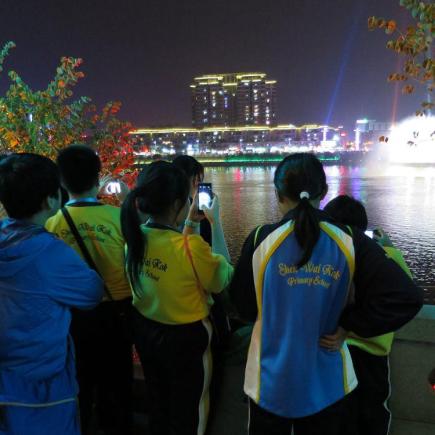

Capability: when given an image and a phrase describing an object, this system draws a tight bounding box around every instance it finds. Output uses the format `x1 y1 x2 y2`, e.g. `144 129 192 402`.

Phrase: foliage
368 0 434 116
0 41 138 195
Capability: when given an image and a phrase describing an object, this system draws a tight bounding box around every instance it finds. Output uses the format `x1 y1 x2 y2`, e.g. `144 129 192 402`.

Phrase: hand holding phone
373 228 394 248
365 230 374 238
202 194 220 225
197 183 213 214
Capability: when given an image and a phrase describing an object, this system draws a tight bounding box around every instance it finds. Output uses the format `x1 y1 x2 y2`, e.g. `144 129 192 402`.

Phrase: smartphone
365 230 374 238
105 181 121 195
197 183 213 212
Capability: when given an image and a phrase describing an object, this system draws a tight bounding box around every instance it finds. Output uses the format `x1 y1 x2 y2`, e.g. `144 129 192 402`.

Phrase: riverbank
136 151 367 167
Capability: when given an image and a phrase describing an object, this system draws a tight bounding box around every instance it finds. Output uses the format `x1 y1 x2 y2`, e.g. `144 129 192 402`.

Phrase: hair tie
300 191 310 200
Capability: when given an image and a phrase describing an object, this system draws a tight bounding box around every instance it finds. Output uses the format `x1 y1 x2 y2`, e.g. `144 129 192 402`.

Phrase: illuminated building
190 72 277 127
132 123 341 155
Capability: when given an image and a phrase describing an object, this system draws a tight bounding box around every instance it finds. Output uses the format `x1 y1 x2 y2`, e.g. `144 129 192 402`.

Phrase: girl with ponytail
121 161 233 435
229 153 421 434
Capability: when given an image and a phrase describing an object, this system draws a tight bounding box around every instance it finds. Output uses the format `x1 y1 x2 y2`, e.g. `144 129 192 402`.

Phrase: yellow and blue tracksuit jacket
229 209 422 419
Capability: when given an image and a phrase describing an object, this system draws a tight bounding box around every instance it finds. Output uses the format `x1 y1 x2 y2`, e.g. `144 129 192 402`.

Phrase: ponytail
121 189 146 297
274 153 326 269
121 161 190 296
294 197 320 268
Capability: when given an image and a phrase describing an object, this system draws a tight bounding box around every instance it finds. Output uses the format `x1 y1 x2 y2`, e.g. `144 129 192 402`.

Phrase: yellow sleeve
383 246 413 278
45 213 60 234
187 235 234 294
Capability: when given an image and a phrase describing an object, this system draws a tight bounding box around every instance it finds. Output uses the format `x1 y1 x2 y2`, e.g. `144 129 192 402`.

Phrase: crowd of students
0 146 423 435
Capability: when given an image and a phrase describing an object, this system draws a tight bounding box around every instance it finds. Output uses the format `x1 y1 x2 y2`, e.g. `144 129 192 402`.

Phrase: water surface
207 165 435 303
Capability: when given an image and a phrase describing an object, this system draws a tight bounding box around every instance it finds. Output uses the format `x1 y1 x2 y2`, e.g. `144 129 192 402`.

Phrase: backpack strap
61 207 113 301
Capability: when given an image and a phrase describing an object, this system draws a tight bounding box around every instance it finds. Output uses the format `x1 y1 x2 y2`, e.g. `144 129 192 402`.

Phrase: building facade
132 124 342 155
354 119 392 150
191 72 277 128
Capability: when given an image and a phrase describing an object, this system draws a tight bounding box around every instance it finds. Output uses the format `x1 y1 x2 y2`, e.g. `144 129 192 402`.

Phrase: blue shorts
0 399 80 435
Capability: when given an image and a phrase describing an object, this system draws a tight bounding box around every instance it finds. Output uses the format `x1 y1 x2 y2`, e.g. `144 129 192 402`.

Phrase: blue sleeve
44 238 104 309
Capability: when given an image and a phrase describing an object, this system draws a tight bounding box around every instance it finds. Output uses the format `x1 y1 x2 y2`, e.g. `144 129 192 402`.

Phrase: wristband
185 219 200 229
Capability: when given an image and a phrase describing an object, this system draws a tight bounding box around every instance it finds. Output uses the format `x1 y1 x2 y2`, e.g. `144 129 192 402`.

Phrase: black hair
172 155 204 180
121 161 190 295
274 153 327 268
57 144 101 194
324 195 368 231
0 153 60 219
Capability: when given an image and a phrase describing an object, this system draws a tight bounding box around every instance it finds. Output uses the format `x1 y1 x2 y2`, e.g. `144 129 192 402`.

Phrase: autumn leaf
386 20 397 34
402 84 415 94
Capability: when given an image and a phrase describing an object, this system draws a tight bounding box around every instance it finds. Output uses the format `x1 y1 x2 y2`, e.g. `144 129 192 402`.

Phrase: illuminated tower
191 72 277 127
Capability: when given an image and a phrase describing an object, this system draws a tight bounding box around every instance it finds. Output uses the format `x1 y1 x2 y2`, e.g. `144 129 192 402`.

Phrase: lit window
203 110 208 115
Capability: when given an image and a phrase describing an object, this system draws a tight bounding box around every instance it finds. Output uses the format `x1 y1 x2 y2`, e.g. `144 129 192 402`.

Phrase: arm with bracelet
184 193 231 262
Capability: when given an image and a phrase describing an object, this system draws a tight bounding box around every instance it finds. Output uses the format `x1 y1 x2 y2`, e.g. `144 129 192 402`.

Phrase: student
324 195 413 435
0 153 103 435
46 145 133 435
229 153 422 435
121 161 233 435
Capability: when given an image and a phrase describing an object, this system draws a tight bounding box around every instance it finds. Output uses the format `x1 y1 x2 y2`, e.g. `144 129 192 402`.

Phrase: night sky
0 0 425 130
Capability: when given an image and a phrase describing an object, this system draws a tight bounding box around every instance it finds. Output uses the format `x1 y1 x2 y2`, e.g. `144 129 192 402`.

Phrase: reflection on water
208 165 435 303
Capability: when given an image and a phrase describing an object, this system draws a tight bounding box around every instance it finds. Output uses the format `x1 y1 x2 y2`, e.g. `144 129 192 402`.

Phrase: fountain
387 116 435 165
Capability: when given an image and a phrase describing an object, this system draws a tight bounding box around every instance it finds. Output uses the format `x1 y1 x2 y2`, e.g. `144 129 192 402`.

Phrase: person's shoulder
98 204 122 222
186 233 208 249
45 210 64 230
43 231 75 254
250 221 286 248
101 204 120 213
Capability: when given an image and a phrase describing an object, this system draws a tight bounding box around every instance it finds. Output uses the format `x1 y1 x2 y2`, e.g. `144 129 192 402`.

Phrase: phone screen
105 181 121 195
197 183 213 211
365 230 374 238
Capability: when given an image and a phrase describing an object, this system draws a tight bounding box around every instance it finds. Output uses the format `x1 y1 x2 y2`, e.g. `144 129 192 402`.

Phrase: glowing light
324 3 362 125
387 116 435 165
132 123 340 135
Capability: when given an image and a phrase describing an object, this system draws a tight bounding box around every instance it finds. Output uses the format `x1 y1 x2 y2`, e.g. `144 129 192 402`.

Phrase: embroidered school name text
143 258 168 282
278 262 341 289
